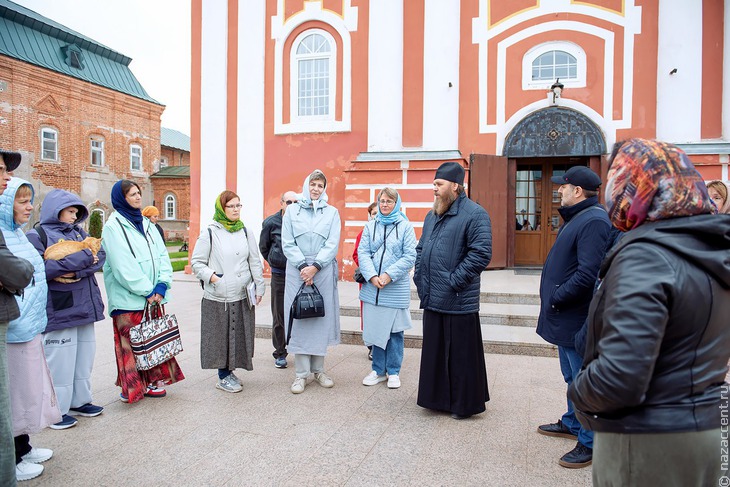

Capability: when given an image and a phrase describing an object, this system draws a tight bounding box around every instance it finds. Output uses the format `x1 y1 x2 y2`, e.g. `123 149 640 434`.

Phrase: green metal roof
0 0 162 105
150 166 190 178
161 127 190 152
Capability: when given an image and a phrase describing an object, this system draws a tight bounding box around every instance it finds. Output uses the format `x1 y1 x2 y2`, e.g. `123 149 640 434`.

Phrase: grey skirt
284 258 341 356
200 298 255 370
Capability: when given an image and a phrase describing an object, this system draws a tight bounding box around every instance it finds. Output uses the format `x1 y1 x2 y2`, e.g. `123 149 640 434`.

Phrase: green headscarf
213 195 245 232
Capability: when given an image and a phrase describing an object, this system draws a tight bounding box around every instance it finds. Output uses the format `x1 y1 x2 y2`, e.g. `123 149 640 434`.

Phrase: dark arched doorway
470 107 606 267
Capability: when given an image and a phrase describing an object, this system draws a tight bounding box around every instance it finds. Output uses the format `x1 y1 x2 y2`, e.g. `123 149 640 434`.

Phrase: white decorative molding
472 0 642 140
272 0 358 135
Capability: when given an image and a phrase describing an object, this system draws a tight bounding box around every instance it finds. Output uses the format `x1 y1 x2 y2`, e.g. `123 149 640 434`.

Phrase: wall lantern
550 78 564 105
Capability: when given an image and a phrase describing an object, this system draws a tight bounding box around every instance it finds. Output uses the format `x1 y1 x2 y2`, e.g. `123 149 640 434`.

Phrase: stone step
340 301 539 328
255 315 556 358
408 289 540 305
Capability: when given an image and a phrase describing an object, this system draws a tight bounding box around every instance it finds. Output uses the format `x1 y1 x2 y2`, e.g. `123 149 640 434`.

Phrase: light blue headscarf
376 191 408 225
297 170 329 212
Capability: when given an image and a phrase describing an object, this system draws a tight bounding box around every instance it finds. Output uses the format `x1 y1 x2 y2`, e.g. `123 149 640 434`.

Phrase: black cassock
417 310 489 416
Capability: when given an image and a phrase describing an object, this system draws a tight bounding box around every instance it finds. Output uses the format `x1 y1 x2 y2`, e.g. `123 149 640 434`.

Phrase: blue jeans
371 332 404 376
559 345 594 449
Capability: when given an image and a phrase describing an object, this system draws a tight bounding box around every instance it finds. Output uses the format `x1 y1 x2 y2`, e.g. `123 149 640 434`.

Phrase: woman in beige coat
191 190 265 393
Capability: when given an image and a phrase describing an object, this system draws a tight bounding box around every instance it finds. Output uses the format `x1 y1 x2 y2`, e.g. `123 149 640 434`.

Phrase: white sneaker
16 461 43 481
362 370 387 386
21 447 53 464
387 375 401 389
314 372 334 388
291 377 306 394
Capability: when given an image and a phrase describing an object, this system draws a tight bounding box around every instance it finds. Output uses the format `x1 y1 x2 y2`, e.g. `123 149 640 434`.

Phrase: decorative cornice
355 151 463 162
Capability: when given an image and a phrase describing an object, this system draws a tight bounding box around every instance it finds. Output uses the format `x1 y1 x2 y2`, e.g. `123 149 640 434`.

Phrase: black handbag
353 267 366 284
287 282 326 344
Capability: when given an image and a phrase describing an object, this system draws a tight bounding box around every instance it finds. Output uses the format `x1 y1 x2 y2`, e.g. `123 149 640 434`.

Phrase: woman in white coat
192 190 265 393
282 170 341 394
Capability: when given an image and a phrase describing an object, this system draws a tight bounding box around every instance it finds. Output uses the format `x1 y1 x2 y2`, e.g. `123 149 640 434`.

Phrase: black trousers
15 434 31 464
417 310 489 416
270 272 287 359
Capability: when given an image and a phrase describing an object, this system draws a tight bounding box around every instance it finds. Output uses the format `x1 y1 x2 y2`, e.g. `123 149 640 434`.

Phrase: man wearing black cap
414 161 492 420
536 165 611 469
0 150 34 486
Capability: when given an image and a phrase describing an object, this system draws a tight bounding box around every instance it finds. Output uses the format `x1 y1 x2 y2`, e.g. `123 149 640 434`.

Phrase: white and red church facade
191 0 730 273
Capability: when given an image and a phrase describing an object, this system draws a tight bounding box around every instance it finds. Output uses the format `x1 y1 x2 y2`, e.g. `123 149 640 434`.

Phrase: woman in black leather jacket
568 138 730 486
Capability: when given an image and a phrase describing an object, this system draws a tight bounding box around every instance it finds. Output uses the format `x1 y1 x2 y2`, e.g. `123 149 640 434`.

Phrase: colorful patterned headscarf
606 138 715 231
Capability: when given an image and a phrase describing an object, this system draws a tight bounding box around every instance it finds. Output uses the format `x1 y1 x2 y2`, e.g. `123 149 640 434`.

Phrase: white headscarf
298 170 329 212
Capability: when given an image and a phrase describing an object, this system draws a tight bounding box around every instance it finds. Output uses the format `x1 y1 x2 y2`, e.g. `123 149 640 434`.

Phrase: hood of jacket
39 189 88 229
601 213 730 288
0 177 34 232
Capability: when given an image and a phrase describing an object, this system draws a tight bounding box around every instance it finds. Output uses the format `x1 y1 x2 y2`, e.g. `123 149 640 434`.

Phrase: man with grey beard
414 162 492 419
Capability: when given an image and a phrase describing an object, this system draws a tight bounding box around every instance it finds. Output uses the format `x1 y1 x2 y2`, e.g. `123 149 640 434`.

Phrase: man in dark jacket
536 166 611 468
260 190 297 368
569 138 730 485
414 162 492 419
0 150 34 487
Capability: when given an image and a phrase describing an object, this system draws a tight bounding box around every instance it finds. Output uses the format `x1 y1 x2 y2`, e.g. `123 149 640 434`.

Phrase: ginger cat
44 237 102 283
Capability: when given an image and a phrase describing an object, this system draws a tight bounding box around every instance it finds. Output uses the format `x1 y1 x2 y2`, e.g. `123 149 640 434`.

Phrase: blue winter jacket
0 178 48 343
414 192 492 314
26 189 106 332
358 217 417 309
536 196 611 347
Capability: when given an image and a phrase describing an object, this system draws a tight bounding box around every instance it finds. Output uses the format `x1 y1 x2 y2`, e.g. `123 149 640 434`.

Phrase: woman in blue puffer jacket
358 188 417 389
0 178 60 481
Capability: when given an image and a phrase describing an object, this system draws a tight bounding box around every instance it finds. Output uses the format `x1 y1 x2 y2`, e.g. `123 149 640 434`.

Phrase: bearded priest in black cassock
414 162 492 419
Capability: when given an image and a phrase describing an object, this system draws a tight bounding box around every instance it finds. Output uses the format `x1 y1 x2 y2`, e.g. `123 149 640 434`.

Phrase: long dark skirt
417 310 489 416
112 311 185 404
200 298 255 371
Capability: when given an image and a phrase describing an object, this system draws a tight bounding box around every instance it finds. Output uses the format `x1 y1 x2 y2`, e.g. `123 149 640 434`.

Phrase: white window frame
289 29 337 128
159 156 169 169
130 144 142 172
90 137 104 167
522 41 587 90
40 127 58 162
164 193 176 220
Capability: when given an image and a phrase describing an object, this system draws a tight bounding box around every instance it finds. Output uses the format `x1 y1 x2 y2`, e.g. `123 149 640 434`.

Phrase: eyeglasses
284 200 297 205
225 204 243 209
379 199 395 206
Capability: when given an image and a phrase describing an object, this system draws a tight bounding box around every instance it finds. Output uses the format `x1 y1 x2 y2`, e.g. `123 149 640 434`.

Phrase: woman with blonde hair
706 180 730 214
192 190 265 393
282 169 341 394
0 178 59 481
358 188 416 389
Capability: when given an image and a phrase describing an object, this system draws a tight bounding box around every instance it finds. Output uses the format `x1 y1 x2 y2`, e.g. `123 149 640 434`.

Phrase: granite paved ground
27 274 591 486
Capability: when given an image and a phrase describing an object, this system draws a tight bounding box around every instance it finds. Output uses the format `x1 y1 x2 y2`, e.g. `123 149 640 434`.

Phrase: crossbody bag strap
117 218 136 258
287 282 308 344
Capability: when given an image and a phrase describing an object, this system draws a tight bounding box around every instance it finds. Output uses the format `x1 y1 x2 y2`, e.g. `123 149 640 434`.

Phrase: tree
88 210 103 238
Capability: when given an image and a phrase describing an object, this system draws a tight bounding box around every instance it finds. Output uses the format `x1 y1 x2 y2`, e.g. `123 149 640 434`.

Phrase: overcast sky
13 0 191 136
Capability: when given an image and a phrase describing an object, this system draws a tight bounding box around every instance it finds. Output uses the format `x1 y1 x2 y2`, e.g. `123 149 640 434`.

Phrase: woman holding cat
27 189 106 430
101 180 184 404
0 177 60 482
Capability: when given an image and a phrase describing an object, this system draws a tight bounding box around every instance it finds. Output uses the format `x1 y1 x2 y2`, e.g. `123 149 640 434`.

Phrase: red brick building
0 0 164 224
150 127 191 241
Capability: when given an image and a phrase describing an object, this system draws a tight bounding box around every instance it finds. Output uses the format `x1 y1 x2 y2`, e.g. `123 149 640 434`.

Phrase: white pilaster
367 0 404 151
656 0 702 143
422 0 460 150
238 1 266 237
